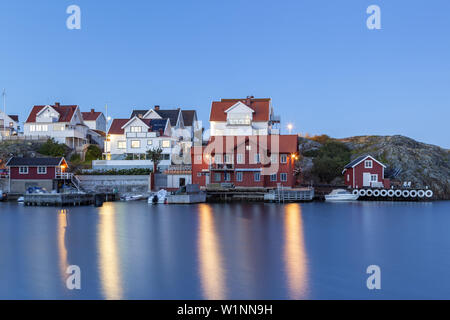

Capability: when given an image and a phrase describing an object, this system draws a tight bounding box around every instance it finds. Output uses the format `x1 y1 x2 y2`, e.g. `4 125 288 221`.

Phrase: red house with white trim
5 157 70 193
191 135 299 188
342 155 390 189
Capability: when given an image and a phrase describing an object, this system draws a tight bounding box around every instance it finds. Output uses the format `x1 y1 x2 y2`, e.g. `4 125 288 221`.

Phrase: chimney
154 105 160 111
91 109 95 113
245 96 254 106
54 102 60 108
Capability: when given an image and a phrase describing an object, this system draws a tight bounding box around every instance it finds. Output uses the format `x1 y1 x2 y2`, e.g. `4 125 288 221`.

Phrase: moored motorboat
325 189 359 201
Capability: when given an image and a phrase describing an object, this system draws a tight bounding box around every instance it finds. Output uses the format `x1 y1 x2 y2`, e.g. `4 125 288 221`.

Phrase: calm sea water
0 201 449 300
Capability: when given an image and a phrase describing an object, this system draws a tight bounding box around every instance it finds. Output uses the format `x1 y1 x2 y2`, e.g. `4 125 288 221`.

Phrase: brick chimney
245 96 254 106
154 105 160 111
54 102 60 108
91 109 95 113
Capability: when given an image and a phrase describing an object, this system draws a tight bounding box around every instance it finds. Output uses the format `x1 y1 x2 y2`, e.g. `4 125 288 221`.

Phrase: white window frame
19 167 28 174
236 153 244 164
236 172 243 182
371 174 378 182
131 140 141 149
117 141 126 149
162 140 171 148
254 172 261 182
280 154 287 164
214 172 221 182
271 154 278 164
270 173 277 181
147 140 153 146
215 154 223 164
37 167 47 175
365 160 373 168
224 172 231 181
130 126 142 133
280 173 288 182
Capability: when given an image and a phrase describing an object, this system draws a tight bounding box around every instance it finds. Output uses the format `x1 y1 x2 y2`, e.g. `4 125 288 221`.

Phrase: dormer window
364 160 373 168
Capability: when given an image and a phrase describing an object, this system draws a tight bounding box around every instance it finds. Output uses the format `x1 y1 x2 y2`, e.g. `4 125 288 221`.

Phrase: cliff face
299 135 450 200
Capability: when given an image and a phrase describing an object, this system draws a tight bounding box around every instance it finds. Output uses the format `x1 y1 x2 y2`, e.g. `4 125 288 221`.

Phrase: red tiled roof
209 98 271 122
108 119 129 135
82 110 102 121
26 104 78 123
206 135 298 154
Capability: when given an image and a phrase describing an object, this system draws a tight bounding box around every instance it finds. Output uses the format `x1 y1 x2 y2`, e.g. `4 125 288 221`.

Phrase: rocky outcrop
298 135 450 200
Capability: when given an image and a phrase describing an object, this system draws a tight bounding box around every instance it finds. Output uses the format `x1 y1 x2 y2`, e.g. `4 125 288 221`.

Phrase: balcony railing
56 172 74 179
210 163 235 171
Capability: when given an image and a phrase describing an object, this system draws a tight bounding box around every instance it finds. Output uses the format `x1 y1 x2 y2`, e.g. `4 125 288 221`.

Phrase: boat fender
409 190 418 197
359 189 367 197
366 189 373 197
402 190 410 197
395 190 402 197
352 189 359 195
380 189 388 197
418 190 425 198
387 190 395 197
373 189 380 197
425 190 433 198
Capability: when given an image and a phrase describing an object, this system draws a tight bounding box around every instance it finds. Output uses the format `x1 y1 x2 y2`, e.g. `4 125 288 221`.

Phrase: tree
85 145 102 162
38 139 67 157
146 147 163 173
312 141 351 183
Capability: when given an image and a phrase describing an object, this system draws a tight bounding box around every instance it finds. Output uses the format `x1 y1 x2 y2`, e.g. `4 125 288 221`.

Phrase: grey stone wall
77 174 167 194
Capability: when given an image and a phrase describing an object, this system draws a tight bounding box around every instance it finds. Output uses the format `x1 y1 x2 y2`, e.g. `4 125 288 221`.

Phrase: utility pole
2 89 6 116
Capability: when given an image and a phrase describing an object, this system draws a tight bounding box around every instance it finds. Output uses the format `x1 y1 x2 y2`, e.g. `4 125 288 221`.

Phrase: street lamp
287 123 293 134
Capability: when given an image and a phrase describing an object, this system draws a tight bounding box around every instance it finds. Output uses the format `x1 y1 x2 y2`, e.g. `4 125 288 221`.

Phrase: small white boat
148 189 168 204
17 196 24 203
325 189 359 201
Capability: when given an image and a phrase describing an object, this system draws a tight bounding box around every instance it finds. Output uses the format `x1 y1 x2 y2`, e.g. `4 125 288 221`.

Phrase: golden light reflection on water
57 209 68 283
198 204 227 300
98 203 123 300
284 203 308 299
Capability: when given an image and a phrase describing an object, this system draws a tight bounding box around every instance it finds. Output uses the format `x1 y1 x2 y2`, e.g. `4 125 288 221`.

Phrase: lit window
131 140 141 148
365 160 373 168
280 173 288 182
347 174 350 182
280 154 287 164
271 173 277 181
147 140 153 145
130 126 142 133
236 154 244 164
162 140 171 148
38 167 47 174
246 145 251 151
254 172 261 182
117 141 126 149
30 125 36 132
236 172 243 182
19 167 28 174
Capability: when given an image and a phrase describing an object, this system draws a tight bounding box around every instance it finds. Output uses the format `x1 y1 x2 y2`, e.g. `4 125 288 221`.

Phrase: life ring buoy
373 189 380 197
409 190 417 197
418 190 425 198
381 189 388 197
395 190 402 197
387 190 395 197
425 190 433 198
402 190 410 197
366 189 373 197
359 189 367 197
352 189 359 195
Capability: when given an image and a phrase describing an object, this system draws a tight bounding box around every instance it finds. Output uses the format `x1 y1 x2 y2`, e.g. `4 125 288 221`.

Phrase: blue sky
0 0 449 147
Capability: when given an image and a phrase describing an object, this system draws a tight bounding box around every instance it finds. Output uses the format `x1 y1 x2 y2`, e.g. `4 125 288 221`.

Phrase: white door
363 172 371 187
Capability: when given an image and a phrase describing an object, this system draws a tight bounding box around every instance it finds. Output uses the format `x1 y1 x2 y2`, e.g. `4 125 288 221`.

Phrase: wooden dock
206 187 314 203
23 193 118 206
264 188 314 202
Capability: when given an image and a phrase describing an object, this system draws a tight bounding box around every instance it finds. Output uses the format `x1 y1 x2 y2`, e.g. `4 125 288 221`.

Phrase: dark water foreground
0 201 449 300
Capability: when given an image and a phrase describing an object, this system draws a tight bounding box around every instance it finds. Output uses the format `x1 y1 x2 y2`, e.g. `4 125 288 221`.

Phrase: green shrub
312 141 351 183
38 139 68 157
85 145 102 162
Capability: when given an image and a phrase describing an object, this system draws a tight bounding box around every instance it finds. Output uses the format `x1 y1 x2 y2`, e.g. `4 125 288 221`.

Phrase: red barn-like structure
342 155 390 189
6 157 69 193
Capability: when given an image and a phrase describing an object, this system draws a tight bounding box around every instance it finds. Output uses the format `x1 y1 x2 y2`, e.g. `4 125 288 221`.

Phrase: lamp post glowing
287 123 293 134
